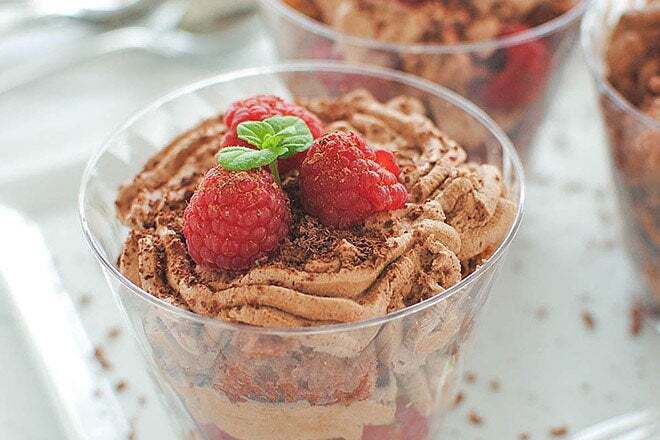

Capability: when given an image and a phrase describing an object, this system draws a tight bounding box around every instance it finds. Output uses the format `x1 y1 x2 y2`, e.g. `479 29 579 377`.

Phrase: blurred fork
573 410 659 440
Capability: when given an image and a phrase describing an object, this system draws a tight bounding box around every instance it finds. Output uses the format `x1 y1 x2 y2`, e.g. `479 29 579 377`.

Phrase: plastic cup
80 62 524 440
582 0 660 306
258 0 586 159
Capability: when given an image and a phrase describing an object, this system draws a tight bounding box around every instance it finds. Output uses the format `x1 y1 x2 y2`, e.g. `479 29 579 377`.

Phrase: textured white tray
0 12 658 440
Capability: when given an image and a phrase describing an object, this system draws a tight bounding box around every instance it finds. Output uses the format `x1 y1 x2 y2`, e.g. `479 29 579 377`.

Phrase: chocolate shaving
467 410 484 426
581 311 595 331
93 346 112 370
550 425 569 437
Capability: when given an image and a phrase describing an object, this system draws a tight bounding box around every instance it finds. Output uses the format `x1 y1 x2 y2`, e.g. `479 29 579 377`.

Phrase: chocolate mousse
279 0 578 150
602 2 659 302
116 89 515 326
115 89 516 440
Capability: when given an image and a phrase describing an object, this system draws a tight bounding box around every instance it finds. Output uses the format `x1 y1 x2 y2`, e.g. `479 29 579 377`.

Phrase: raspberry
397 399 430 440
362 398 430 440
362 424 403 440
479 24 550 109
183 166 290 270
222 94 324 174
299 131 407 228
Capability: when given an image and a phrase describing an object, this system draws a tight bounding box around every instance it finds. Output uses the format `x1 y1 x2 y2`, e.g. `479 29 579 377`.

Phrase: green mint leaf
237 116 314 159
237 121 276 149
217 147 284 171
265 116 314 158
218 115 314 185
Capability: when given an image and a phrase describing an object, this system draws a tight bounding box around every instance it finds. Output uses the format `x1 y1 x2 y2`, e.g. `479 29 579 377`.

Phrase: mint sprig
217 116 314 185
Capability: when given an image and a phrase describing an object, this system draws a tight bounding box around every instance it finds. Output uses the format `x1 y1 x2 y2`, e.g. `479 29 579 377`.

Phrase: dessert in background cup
80 63 523 439
582 0 659 306
259 0 586 158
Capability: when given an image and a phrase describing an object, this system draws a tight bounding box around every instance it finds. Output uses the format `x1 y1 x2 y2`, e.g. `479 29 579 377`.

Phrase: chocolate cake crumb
464 371 477 384
128 417 137 440
550 426 568 437
93 346 112 370
467 410 484 426
488 379 501 392
453 391 464 408
535 306 548 320
107 326 122 340
630 302 644 337
115 380 128 393
518 433 530 440
581 311 595 331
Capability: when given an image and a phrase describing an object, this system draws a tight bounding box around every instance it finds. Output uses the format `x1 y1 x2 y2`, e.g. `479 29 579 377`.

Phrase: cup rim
259 0 587 54
79 61 525 336
580 1 660 130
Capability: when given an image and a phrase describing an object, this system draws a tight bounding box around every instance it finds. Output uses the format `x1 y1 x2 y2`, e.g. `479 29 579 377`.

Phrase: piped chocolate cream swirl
116 90 516 328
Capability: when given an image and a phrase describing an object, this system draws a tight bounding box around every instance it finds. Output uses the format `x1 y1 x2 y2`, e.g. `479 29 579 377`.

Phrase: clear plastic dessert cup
258 0 586 159
582 1 660 307
80 62 524 440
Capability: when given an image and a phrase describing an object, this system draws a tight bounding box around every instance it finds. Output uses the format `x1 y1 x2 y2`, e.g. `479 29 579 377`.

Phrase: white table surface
0 11 658 440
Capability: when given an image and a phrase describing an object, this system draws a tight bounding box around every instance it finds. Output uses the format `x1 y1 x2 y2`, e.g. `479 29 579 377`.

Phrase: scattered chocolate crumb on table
464 371 477 384
467 410 484 426
550 425 569 437
115 380 128 393
581 310 595 331
518 433 531 440
535 306 548 320
453 391 464 408
107 326 122 340
93 346 112 370
630 302 644 337
488 379 501 392
128 416 137 440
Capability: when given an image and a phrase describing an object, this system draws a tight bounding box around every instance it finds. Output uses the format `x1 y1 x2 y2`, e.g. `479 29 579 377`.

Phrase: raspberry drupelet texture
300 131 408 228
183 166 290 270
222 94 325 174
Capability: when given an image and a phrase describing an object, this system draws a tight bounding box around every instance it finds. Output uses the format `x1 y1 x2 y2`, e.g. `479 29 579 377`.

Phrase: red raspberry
183 166 290 270
361 398 430 440
222 94 324 174
397 399 430 440
479 24 550 110
362 424 403 440
299 131 407 228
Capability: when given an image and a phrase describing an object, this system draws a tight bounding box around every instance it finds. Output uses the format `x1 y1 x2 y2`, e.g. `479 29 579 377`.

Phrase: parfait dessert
262 0 583 154
596 1 659 303
112 88 517 439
